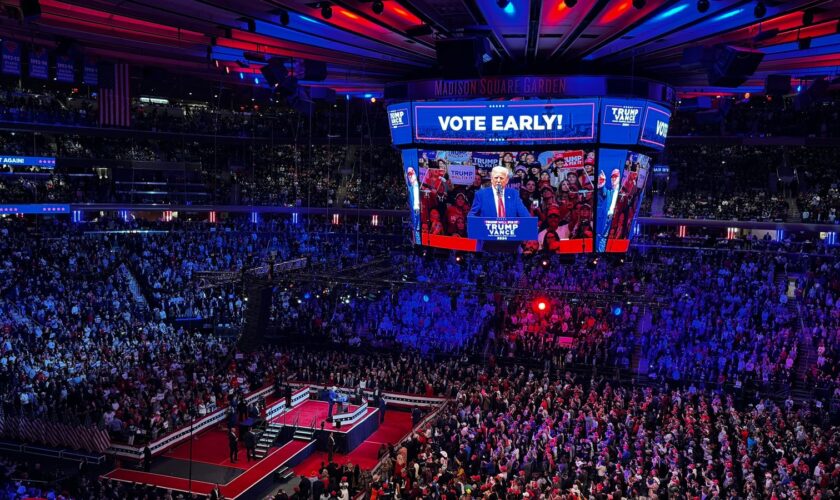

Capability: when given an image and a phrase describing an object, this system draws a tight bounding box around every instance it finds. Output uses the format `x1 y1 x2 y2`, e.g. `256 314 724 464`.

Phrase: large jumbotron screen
388 93 669 254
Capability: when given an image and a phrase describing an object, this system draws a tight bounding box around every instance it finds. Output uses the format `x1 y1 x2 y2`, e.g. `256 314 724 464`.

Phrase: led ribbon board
412 99 597 145
0 156 56 168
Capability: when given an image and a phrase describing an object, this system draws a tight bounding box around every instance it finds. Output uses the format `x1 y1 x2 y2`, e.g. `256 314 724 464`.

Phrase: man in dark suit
468 166 531 219
244 428 257 462
228 428 238 463
142 445 152 472
468 166 531 251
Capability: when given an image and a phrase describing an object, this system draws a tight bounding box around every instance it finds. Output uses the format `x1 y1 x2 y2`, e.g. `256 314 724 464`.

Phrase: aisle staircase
119 264 149 309
784 273 818 400
650 193 666 217
786 198 801 222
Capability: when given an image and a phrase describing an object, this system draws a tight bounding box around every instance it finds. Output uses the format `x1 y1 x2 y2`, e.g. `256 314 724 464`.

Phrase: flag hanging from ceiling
98 62 130 127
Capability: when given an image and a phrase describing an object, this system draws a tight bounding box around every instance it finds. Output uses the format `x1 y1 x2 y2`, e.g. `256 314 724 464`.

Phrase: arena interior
1 0 840 498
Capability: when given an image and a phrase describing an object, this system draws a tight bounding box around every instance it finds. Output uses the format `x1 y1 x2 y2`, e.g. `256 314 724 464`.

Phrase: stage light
321 3 332 19
697 0 709 12
303 292 311 299
423 294 429 303
613 306 622 316
632 0 645 9
564 0 577 7
372 0 384 14
541 259 549 269
370 97 376 103
754 1 766 18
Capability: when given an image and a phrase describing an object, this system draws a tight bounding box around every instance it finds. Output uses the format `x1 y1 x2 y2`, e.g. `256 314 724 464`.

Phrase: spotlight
533 299 548 313
697 0 709 12
497 0 510 7
564 0 577 7
320 3 332 19
372 0 384 14
754 1 766 18
632 0 645 9
541 259 549 269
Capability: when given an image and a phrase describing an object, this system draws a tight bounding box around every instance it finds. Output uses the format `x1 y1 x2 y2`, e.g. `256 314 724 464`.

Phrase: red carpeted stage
269 400 376 433
101 402 413 498
104 439 314 498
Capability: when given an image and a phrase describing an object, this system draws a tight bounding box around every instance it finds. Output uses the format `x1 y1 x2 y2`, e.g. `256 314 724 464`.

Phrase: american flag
98 62 130 127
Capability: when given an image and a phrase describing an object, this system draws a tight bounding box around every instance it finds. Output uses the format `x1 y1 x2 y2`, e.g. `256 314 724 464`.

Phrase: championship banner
447 164 475 185
29 46 48 79
1 40 21 76
83 57 98 85
56 54 75 83
467 216 538 241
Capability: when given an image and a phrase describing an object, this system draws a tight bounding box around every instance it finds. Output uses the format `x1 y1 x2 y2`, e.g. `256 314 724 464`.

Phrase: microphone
495 185 503 197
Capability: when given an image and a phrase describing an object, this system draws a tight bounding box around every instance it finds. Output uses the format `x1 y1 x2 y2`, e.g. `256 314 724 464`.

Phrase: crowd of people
652 144 840 222
670 95 840 138
0 214 837 499
365 366 840 500
3 84 840 499
0 86 389 139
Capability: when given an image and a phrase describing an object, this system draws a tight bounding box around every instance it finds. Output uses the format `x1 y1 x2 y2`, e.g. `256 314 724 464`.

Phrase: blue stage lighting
653 4 688 21
423 294 429 303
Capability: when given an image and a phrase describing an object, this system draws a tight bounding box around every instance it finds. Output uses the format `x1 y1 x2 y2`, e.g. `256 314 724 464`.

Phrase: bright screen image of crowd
404 148 650 253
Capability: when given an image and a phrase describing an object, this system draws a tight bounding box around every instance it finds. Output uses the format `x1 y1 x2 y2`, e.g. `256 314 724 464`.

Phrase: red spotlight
533 299 549 313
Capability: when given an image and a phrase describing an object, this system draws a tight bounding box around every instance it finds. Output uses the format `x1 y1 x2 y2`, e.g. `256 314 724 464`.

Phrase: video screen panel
403 148 596 253
599 98 645 146
594 149 651 253
412 99 598 146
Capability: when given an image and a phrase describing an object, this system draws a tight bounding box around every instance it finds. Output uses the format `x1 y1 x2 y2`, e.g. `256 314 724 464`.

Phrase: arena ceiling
1 0 839 96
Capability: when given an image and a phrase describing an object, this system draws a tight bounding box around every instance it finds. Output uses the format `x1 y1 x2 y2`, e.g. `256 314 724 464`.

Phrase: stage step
292 428 315 441
274 466 296 482
254 424 284 459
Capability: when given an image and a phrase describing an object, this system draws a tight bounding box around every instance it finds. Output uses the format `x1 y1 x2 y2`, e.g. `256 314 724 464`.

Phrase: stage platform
104 439 315 499
270 400 380 454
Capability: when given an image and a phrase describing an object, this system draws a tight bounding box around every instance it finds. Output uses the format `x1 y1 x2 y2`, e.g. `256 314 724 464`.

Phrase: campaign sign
29 46 48 79
387 104 412 145
467 216 538 241
447 164 475 185
414 99 597 145
56 55 75 83
2 40 21 76
600 98 646 145
639 105 671 149
0 156 56 168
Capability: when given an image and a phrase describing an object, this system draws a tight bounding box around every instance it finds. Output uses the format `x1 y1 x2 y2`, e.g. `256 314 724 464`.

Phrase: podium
466 216 538 241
